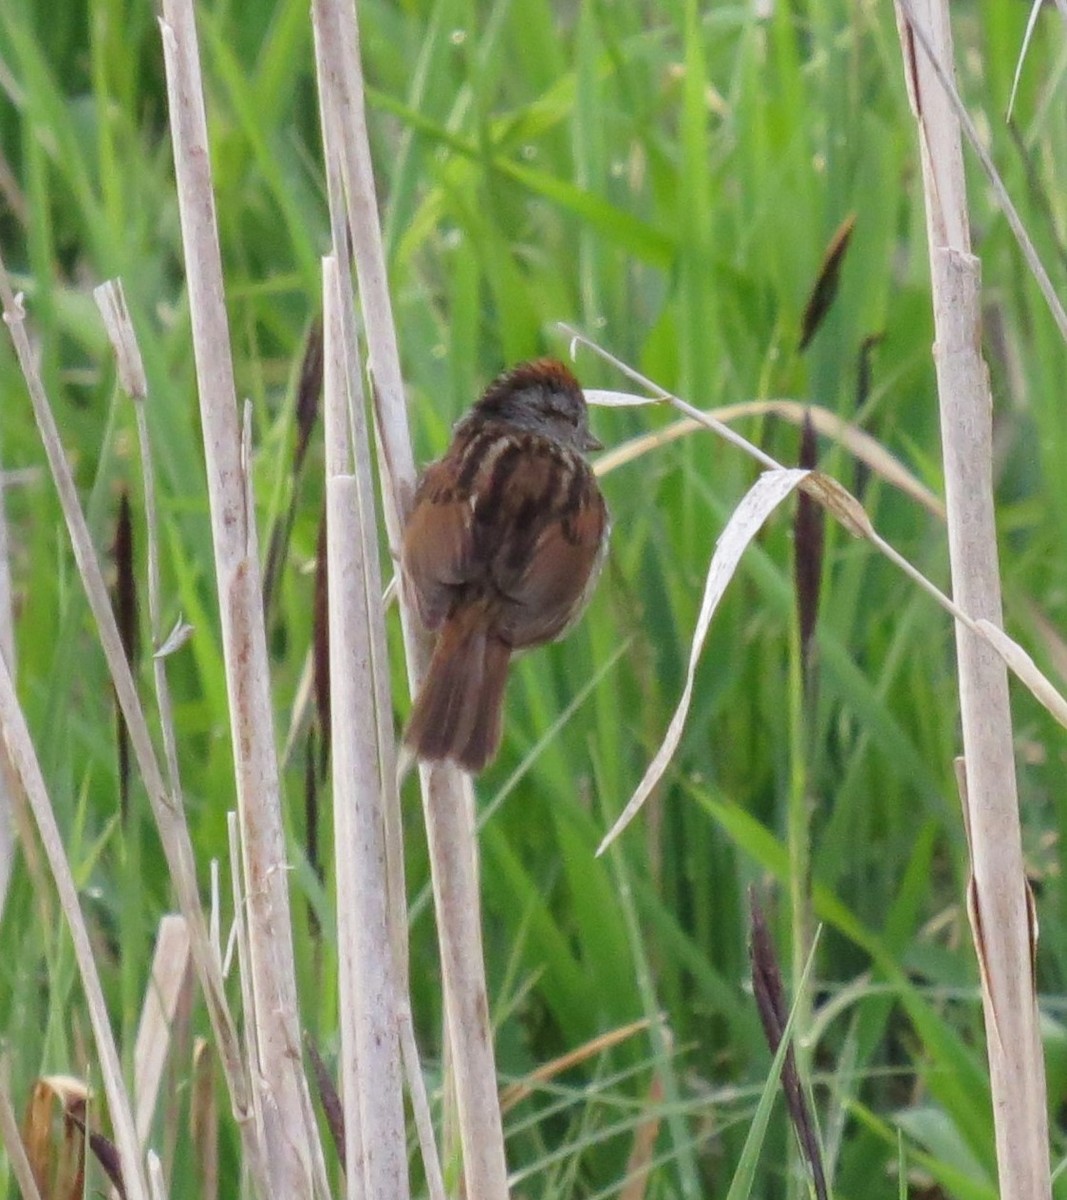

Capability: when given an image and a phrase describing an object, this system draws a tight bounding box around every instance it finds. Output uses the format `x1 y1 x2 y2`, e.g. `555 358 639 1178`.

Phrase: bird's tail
405 607 511 772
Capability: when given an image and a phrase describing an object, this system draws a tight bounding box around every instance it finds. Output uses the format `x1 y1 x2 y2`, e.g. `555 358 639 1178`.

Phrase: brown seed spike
305 724 322 938
306 1035 346 1171
112 488 137 822
294 317 324 475
748 891 829 1200
68 1112 127 1199
798 213 857 352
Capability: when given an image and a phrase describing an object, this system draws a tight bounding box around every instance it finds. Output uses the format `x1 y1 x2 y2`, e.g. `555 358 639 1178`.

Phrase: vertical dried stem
315 100 408 997
158 3 325 1194
92 277 270 1193
131 915 193 1148
0 459 14 918
1 249 288 1196
895 3 1050 1194
323 255 409 1197
94 280 184 800
0 652 150 1199
0 257 269 1194
311 2 510 1194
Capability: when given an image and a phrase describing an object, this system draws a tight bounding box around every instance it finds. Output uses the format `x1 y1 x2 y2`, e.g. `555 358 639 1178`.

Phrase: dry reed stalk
0 261 274 1194
0 452 13 916
398 1002 448 1200
0 263 263 1198
132 916 193 1148
191 1039 219 1200
895 2 1051 1195
0 653 149 1197
158 2 328 1194
310 0 414 986
323 255 409 1195
94 281 185 799
226 812 266 1162
311 1 510 1194
147 1152 167 1200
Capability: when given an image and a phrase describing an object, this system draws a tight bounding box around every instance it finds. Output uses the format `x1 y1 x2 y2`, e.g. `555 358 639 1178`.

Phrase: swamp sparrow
402 358 609 772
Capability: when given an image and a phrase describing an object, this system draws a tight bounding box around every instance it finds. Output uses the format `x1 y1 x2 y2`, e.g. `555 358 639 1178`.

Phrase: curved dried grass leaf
799 471 874 539
23 1077 90 1200
1023 601 1067 687
94 281 147 400
153 617 194 659
974 619 1067 729
597 469 810 855
584 388 665 408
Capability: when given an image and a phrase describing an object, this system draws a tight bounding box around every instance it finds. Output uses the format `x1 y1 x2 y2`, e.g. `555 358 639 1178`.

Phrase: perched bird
402 358 609 772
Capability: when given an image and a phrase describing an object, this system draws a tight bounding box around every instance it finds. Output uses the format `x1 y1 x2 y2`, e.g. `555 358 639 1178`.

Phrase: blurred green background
2 0 1066 1196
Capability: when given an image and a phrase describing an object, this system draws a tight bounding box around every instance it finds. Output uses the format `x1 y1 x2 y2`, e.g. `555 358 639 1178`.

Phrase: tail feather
456 637 509 771
406 612 511 772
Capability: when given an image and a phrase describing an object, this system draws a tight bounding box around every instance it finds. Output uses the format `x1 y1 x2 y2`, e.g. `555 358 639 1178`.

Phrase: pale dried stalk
898 0 1067 345
94 280 183 799
89 277 269 1191
896 3 1051 1196
311 0 412 1000
317 87 404 1193
323 255 408 1196
158 3 325 1194
0 256 267 1190
311 2 509 1194
227 812 266 1160
0 460 14 918
398 1003 448 1200
0 652 150 1199
132 916 193 1147
309 0 414 515
0 561 47 935
147 1151 169 1200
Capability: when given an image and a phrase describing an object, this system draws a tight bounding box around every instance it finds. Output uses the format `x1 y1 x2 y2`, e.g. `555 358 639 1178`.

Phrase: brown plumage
402 358 609 771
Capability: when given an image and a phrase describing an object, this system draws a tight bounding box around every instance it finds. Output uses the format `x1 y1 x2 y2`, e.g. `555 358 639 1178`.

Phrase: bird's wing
490 457 608 647
401 457 478 630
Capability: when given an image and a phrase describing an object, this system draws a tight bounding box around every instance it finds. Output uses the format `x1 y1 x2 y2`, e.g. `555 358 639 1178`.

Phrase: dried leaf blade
597 468 810 854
